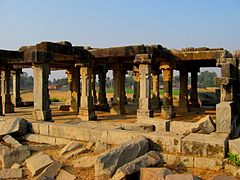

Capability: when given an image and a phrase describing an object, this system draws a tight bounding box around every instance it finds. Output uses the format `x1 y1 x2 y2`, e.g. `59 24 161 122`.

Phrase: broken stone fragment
166 174 200 180
0 168 23 179
95 136 149 179
1 147 31 168
25 152 54 176
73 156 97 168
86 141 95 150
93 141 109 154
2 134 22 148
0 118 28 138
63 147 88 160
56 169 76 180
59 141 82 156
197 115 216 134
35 161 62 180
140 167 173 180
11 163 21 169
112 151 161 180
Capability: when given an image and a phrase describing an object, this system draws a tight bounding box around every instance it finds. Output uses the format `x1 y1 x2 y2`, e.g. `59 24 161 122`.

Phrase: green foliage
50 97 60 102
228 152 240 166
198 71 218 88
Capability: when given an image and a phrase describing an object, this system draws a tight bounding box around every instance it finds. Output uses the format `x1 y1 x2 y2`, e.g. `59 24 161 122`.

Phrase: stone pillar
160 64 175 119
133 71 140 103
98 68 109 108
12 69 22 107
92 73 97 104
215 58 239 136
66 68 80 113
190 70 200 108
151 72 161 108
110 63 126 115
33 63 51 121
78 65 97 121
1 67 14 114
134 54 153 119
178 67 189 113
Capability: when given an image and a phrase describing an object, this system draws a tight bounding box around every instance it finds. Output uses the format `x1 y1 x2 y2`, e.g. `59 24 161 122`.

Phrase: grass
228 152 240 166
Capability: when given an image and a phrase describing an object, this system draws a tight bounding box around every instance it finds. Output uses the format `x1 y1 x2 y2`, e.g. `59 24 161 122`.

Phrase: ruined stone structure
0 41 239 136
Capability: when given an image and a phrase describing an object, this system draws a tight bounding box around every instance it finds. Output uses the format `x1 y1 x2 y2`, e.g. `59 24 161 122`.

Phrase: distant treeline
17 71 218 91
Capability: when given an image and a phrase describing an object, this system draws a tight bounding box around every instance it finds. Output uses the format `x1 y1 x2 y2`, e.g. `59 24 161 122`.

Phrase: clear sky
0 0 239 79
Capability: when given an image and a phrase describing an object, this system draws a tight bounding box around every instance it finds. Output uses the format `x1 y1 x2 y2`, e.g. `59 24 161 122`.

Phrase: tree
198 71 218 87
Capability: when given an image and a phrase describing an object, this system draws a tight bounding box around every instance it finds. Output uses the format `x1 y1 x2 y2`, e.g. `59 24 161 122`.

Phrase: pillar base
110 101 126 115
95 104 110 112
161 106 175 119
151 97 161 109
69 105 79 114
79 108 97 121
178 103 190 113
33 110 52 121
137 109 154 119
14 97 22 107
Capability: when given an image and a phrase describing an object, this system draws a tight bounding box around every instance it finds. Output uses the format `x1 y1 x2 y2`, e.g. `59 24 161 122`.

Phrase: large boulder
95 136 149 179
0 118 28 138
112 151 161 180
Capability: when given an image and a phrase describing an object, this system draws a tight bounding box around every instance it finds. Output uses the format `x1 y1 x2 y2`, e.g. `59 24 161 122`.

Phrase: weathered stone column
1 67 14 114
135 54 153 119
160 64 175 119
12 69 22 107
110 63 126 115
133 70 140 103
92 73 97 104
78 65 97 120
98 68 109 109
151 72 161 108
178 66 189 113
190 70 200 108
33 63 51 121
66 68 80 113
215 58 239 136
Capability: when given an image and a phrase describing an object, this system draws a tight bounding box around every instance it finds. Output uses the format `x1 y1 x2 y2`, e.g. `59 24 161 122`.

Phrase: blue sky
0 0 239 79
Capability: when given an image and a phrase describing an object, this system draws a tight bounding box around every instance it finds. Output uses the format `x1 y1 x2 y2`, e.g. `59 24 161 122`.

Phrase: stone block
166 154 194 167
1 147 31 168
208 175 238 180
95 136 149 179
146 131 183 153
2 134 22 148
112 151 161 180
49 124 67 138
73 156 97 168
216 101 234 133
55 137 72 145
39 122 51 135
140 167 173 180
39 134 56 145
197 115 216 134
137 118 170 132
107 130 144 145
22 133 39 143
182 133 228 158
11 163 21 169
74 127 92 141
35 161 62 180
166 174 200 180
25 152 54 176
229 138 240 156
59 141 82 156
194 157 223 170
0 168 22 179
170 121 196 135
94 141 109 154
27 122 40 134
0 118 27 137
121 123 155 132
63 147 88 160
56 169 76 180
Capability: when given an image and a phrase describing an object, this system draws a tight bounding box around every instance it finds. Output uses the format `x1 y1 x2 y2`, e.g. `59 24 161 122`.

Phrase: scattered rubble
112 151 161 180
73 156 97 168
25 152 54 176
56 169 76 180
0 168 23 179
35 161 62 180
59 141 82 156
95 136 149 179
1 147 30 168
2 134 22 148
